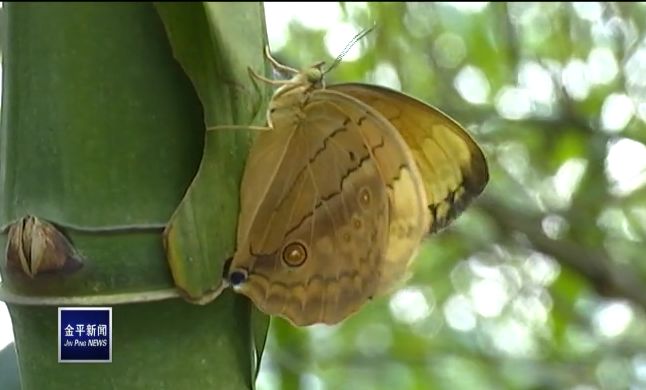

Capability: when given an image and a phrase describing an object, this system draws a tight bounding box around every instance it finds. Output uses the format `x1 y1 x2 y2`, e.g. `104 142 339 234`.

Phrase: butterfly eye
282 241 308 267
229 269 248 287
304 67 323 84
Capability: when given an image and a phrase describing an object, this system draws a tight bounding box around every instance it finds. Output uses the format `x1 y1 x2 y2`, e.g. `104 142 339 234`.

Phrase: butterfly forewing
329 83 489 233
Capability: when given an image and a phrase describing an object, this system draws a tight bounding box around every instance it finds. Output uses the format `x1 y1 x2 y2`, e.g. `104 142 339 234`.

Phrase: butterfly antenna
324 23 376 75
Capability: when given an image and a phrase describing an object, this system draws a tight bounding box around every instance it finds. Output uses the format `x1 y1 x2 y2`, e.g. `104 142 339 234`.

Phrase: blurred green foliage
258 3 646 390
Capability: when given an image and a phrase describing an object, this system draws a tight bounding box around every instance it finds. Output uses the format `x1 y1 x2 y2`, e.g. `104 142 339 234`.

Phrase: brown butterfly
225 44 488 326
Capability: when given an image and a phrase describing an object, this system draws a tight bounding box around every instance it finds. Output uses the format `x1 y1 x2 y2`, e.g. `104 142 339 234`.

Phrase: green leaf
157 2 268 301
0 3 267 388
156 2 271 381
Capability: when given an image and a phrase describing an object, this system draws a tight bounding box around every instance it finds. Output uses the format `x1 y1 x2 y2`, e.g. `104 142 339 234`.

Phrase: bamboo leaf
157 2 267 301
156 1 271 381
0 3 266 388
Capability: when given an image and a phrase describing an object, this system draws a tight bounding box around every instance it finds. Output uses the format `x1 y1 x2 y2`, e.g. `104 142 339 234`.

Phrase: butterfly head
302 61 326 85
278 61 325 92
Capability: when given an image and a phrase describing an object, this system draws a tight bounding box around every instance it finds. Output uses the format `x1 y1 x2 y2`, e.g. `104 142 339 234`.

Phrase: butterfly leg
207 124 272 132
247 66 293 86
263 45 299 74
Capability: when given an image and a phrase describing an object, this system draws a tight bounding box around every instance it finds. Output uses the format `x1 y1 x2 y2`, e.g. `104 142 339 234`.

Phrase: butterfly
224 42 488 326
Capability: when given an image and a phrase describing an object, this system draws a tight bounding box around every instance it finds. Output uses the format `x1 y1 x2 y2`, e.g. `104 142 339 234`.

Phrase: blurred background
2 2 646 389
256 2 646 390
